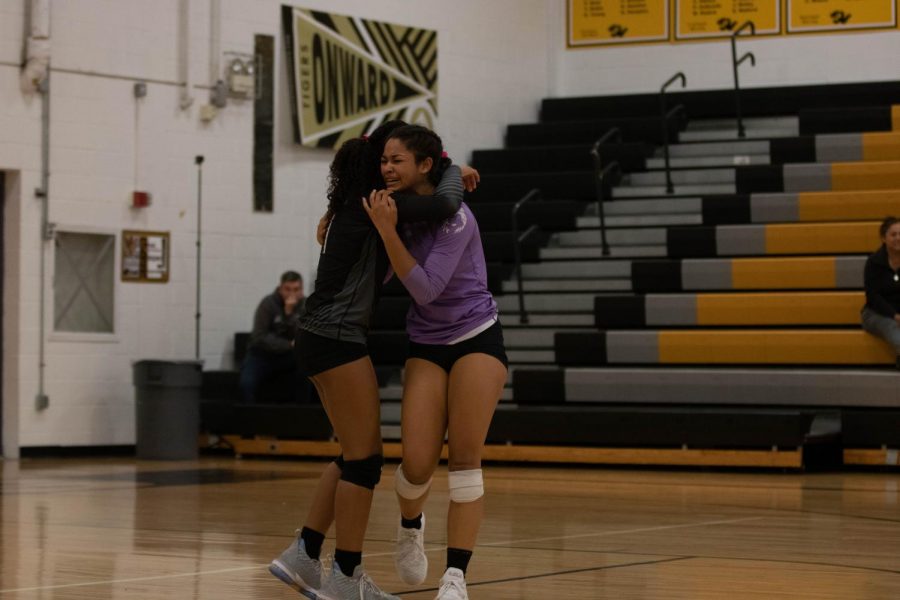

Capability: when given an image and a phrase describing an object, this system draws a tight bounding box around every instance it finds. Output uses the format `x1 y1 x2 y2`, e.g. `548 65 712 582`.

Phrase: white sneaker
394 514 428 585
435 568 468 600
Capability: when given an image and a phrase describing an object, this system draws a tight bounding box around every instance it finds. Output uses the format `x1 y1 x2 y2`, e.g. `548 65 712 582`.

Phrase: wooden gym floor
1 457 899 599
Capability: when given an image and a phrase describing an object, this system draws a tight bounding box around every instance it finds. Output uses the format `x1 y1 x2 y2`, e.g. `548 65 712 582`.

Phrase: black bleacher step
769 137 816 164
594 295 645 328
200 402 237 435
842 409 900 447
799 106 893 136
511 368 565 405
481 231 546 263
200 404 332 439
201 370 241 403
471 144 650 174
469 171 595 202
486 404 816 449
555 331 606 366
666 227 717 259
540 81 900 122
700 195 752 225
470 201 579 232
632 260 683 293
507 117 682 147
735 165 785 194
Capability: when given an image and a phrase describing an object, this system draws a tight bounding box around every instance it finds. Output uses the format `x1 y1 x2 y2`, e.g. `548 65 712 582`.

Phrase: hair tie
441 151 448 159
361 134 369 141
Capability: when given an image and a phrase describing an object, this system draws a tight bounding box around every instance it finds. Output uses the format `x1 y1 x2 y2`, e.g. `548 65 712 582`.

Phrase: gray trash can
133 360 203 460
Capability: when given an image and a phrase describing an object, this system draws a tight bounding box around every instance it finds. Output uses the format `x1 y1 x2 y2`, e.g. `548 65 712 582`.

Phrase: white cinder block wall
546 3 900 97
0 0 553 453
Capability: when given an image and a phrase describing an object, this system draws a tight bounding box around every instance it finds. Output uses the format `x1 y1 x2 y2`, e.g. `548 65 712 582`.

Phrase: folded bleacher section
206 81 900 468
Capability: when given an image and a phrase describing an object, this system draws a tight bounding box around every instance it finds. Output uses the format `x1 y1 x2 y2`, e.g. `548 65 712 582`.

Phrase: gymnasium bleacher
205 80 900 469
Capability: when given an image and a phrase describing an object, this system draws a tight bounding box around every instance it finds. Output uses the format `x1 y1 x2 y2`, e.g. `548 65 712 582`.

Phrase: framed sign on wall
122 230 169 283
568 0 670 46
675 0 781 39
567 0 900 48
787 0 896 33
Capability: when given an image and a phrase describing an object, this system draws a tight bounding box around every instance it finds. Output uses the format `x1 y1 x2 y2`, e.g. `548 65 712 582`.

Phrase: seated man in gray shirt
239 271 305 402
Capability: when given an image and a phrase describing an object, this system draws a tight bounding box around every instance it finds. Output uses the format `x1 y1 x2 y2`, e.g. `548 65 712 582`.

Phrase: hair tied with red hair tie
361 134 369 141
441 151 448 158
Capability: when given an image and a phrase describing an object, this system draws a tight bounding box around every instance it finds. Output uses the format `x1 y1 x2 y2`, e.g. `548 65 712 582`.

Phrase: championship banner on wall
282 6 437 148
568 0 669 46
675 0 780 39
787 0 896 33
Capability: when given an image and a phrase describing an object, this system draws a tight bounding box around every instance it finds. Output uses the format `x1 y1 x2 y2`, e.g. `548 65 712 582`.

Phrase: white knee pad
394 464 432 500
448 469 484 503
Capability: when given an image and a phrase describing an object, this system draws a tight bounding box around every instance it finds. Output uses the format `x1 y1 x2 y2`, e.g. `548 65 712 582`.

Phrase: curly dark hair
326 138 377 214
386 124 452 187
325 120 408 213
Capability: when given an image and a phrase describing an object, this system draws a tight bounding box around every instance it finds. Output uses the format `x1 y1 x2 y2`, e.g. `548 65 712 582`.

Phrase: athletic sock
334 549 362 576
446 547 473 574
401 513 423 530
300 527 325 560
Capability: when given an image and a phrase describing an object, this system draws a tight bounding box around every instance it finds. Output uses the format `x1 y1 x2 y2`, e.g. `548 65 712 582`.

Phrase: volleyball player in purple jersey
364 125 508 600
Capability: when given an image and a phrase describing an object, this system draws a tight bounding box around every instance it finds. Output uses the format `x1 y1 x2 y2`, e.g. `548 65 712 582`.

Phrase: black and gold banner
282 6 438 148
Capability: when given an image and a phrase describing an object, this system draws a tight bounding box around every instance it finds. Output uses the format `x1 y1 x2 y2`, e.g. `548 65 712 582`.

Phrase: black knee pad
333 455 345 470
340 454 384 489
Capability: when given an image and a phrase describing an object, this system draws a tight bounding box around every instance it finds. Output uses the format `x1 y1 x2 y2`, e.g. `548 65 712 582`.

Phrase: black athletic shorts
295 329 369 377
407 321 508 373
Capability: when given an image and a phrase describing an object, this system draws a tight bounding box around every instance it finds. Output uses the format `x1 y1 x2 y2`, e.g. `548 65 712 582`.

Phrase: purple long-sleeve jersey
399 203 498 345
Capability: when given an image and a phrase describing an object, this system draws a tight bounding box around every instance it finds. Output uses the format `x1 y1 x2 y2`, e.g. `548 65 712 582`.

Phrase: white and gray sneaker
435 567 468 600
318 562 401 600
394 514 428 584
435 567 469 600
269 533 322 597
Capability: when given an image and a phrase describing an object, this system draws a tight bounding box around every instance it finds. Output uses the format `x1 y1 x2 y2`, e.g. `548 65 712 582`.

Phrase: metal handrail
595 161 622 257
660 72 687 194
511 188 541 324
731 21 757 138
590 127 623 165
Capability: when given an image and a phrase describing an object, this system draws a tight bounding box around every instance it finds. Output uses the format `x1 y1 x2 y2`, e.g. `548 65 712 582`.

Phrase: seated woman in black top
862 216 900 358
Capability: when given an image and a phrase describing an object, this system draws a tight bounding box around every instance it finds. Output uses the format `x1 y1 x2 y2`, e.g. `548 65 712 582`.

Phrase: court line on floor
699 500 900 525
489 545 900 576
0 516 762 593
480 515 764 547
395 556 694 596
